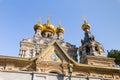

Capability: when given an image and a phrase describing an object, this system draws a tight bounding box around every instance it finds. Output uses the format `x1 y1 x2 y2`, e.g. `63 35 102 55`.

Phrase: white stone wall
0 71 31 80
0 71 109 80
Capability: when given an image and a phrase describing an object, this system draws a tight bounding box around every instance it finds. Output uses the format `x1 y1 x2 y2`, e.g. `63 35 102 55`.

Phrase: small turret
79 17 105 63
81 17 94 43
56 21 64 40
34 18 43 38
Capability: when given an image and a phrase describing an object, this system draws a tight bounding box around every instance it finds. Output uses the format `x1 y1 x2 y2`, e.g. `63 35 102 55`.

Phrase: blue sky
0 0 120 57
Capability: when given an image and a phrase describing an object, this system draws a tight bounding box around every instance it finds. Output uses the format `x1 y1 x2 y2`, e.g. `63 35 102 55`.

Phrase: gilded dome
56 26 64 33
42 16 56 35
42 23 56 35
34 23 43 31
82 17 91 31
82 23 91 31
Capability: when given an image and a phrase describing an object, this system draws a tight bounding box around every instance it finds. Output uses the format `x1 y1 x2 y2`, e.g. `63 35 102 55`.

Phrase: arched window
95 44 100 54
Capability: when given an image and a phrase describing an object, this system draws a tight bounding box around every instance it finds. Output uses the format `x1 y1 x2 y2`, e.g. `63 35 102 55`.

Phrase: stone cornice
0 55 31 61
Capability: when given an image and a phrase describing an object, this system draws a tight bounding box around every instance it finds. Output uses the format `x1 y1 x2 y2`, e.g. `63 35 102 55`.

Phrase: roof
31 40 120 72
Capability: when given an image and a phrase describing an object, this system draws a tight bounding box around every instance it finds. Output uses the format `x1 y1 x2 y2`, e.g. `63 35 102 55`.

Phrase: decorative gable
35 41 69 63
42 46 62 62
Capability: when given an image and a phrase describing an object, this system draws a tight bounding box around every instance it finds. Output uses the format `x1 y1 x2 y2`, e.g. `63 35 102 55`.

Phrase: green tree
107 49 120 67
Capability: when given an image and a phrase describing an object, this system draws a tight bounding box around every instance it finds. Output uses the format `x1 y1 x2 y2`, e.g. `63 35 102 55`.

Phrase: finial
47 16 50 23
58 20 62 27
82 16 87 24
38 17 41 24
82 16 91 31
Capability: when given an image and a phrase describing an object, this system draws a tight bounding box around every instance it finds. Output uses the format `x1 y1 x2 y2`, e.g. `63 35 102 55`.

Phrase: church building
0 17 120 80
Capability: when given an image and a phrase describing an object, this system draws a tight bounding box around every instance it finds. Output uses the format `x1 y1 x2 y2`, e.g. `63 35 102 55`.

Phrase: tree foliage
107 49 120 66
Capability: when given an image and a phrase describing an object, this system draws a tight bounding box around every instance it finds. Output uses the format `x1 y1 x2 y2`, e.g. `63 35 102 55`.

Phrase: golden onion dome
43 23 56 35
56 22 65 33
34 18 43 31
56 21 64 33
34 23 43 31
56 26 64 33
43 23 55 30
82 23 91 31
82 17 91 31
42 17 56 35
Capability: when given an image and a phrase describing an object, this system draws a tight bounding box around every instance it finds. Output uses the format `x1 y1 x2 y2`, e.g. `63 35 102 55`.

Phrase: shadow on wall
57 74 65 80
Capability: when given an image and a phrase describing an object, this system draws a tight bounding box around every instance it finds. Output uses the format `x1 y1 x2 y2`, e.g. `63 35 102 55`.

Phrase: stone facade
79 20 114 67
0 17 120 80
19 18 77 61
0 71 110 80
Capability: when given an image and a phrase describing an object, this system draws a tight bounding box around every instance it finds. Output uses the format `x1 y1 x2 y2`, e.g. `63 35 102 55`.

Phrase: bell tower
79 17 115 67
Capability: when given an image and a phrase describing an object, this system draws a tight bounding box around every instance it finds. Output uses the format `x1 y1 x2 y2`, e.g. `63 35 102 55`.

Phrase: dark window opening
86 46 90 55
49 72 59 74
95 46 99 51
